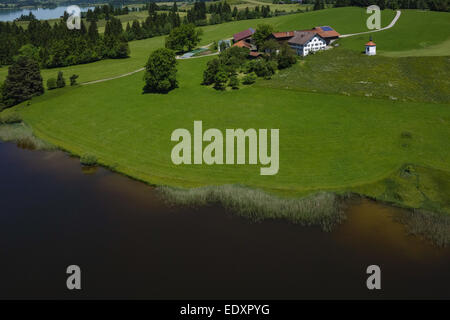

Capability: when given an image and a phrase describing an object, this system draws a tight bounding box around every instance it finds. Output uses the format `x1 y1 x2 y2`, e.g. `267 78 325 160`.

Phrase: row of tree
0 57 81 109
84 4 130 22
186 1 274 25
0 17 129 68
124 2 275 42
122 3 181 41
15 12 37 22
333 0 448 11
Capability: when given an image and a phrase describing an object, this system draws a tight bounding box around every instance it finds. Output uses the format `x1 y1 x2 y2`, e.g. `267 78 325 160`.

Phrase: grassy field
382 38 450 57
0 7 397 83
258 48 450 104
1 7 449 215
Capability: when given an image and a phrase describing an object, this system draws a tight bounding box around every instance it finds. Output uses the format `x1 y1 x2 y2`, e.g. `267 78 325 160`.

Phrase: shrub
277 43 297 69
247 59 277 79
47 78 57 90
228 75 239 90
56 71 66 88
202 58 221 85
70 74 79 86
401 131 412 139
80 153 97 166
242 72 257 85
213 70 228 90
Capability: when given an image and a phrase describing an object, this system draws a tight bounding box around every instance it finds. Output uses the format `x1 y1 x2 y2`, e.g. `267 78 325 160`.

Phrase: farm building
229 25 339 57
311 26 340 44
233 28 255 43
268 26 339 56
232 40 257 51
269 31 295 43
288 31 327 56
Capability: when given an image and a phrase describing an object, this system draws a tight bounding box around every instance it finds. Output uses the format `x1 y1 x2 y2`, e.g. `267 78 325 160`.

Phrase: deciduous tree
143 48 178 93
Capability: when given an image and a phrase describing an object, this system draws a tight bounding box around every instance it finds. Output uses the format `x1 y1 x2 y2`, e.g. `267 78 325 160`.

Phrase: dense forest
0 17 129 67
123 2 275 41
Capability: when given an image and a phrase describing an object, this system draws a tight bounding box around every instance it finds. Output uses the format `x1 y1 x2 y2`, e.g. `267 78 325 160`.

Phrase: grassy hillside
0 7 397 83
258 48 450 104
339 10 450 56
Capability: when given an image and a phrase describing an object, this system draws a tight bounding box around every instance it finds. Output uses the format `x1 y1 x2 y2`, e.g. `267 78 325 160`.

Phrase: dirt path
81 68 145 85
176 51 220 60
340 10 401 38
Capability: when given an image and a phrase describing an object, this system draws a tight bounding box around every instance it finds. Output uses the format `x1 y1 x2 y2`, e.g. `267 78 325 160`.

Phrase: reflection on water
16 138 37 151
81 165 98 175
335 200 445 261
0 141 449 299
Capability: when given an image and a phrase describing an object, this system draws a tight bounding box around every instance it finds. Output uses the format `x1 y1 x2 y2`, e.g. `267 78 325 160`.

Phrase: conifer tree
2 56 43 107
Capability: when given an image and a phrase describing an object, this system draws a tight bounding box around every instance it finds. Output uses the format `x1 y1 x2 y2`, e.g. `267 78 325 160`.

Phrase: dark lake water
0 6 93 22
0 141 449 299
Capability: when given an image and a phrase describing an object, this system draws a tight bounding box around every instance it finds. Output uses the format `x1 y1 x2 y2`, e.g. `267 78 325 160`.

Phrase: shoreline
1 120 449 246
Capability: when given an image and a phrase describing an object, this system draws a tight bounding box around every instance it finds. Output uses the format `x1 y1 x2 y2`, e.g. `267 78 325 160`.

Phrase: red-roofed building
249 51 262 59
233 28 255 42
312 26 340 44
232 40 252 49
365 39 376 55
270 31 295 42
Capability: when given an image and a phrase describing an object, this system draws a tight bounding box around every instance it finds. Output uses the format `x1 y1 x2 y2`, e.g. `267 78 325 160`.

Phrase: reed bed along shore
395 208 450 247
0 122 54 150
158 185 347 231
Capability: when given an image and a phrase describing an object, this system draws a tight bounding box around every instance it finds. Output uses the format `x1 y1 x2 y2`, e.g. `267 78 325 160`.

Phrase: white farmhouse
365 40 376 55
288 31 327 56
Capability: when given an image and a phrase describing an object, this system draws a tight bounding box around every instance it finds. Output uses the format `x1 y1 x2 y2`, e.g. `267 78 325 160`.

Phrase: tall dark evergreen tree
88 20 99 42
2 56 44 107
56 71 66 88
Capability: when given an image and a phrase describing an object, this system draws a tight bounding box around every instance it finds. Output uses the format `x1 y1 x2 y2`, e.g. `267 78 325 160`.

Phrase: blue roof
320 26 333 31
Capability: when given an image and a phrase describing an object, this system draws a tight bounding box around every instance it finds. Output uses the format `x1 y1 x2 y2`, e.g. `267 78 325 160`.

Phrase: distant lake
0 6 94 22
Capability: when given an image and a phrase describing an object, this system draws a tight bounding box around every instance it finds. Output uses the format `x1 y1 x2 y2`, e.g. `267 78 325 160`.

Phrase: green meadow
1 7 449 215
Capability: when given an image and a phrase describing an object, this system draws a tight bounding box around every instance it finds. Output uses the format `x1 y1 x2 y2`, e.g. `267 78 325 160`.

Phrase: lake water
0 6 93 22
0 140 449 299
